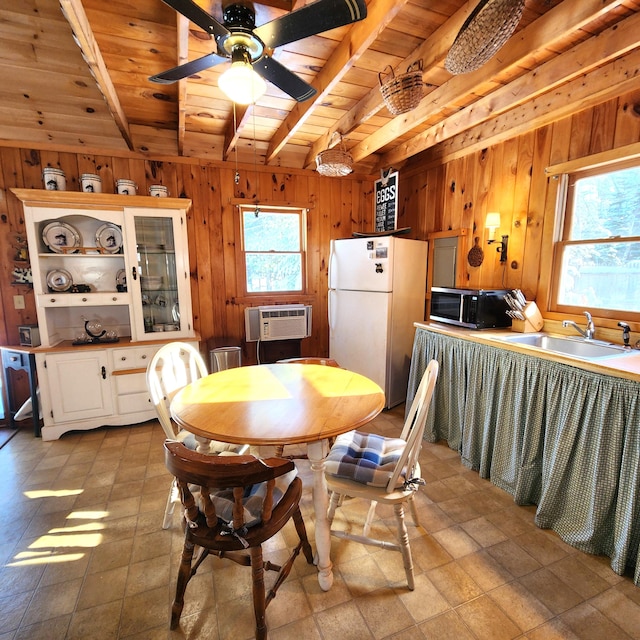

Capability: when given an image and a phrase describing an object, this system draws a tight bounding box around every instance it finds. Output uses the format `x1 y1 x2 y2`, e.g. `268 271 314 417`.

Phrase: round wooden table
171 362 385 590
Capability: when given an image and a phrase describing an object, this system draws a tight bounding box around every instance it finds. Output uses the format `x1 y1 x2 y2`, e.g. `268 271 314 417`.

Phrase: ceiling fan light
219 61 266 105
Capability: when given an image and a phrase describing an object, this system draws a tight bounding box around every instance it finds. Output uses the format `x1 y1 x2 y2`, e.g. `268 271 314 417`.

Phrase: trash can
210 346 241 373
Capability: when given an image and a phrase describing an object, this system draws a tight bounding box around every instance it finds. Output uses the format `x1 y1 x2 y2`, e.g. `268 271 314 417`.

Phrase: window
552 161 640 315
238 204 306 294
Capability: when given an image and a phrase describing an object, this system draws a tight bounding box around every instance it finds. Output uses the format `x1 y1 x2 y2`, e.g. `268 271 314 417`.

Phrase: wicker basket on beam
445 0 525 75
316 133 353 177
379 61 424 116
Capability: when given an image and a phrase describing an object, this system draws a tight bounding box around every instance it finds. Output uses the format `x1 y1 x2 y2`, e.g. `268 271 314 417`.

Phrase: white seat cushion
176 429 242 454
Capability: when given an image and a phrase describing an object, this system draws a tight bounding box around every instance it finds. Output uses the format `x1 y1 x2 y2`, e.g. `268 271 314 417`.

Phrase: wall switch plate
13 295 25 309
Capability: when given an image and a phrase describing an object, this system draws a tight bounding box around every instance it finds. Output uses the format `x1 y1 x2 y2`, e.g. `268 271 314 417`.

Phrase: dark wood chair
164 440 314 640
277 356 341 367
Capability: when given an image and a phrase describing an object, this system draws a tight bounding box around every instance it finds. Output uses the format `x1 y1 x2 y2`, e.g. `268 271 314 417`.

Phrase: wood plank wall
398 86 640 334
2 86 640 370
0 154 375 363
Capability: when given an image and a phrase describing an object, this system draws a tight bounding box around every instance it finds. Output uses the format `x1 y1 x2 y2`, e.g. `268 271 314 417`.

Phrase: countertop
414 321 640 383
1 334 200 355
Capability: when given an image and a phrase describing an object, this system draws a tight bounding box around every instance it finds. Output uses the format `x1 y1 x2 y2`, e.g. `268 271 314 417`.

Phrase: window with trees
552 161 640 316
238 204 306 294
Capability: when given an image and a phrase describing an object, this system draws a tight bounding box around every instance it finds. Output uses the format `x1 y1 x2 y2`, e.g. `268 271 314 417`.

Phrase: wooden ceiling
2 0 640 175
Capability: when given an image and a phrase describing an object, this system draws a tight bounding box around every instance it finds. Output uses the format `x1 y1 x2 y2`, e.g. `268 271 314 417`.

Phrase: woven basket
316 134 353 177
379 61 423 116
445 0 525 75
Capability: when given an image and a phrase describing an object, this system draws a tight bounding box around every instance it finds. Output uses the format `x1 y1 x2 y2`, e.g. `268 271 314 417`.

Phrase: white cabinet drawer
117 393 153 415
111 345 158 371
114 372 148 394
38 292 129 307
114 372 152 414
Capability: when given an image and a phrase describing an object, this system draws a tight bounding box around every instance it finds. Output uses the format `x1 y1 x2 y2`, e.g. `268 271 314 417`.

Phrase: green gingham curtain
407 327 640 586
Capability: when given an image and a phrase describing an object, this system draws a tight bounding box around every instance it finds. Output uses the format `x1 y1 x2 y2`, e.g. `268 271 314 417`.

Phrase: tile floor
1 406 640 639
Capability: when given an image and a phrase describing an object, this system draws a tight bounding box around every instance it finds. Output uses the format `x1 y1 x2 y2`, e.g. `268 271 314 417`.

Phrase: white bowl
140 276 163 290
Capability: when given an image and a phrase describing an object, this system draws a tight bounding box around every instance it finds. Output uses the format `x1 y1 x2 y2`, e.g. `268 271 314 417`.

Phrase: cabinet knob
141 354 147 359
50 298 56 303
121 356 127 361
9 356 18 362
82 297 88 302
112 297 117 301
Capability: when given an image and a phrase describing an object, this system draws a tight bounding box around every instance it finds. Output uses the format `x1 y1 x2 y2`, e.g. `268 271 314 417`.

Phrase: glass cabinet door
125 208 193 341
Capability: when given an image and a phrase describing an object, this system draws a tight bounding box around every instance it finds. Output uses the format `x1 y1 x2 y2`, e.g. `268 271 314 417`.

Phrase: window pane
246 253 302 292
569 167 640 240
243 211 300 251
558 242 640 311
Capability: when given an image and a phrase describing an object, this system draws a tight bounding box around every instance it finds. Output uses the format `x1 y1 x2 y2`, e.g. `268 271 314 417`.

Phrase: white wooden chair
146 342 249 528
324 359 439 590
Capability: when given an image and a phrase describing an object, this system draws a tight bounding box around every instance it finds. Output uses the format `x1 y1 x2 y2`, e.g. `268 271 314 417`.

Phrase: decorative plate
42 221 81 253
95 223 123 253
115 269 126 287
46 268 73 292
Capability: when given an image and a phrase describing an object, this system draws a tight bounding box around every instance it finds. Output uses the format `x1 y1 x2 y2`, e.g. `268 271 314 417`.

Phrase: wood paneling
400 87 640 332
0 151 373 365
2 88 640 373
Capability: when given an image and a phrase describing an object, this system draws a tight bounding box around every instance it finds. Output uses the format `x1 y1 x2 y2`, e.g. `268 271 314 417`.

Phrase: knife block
511 301 544 333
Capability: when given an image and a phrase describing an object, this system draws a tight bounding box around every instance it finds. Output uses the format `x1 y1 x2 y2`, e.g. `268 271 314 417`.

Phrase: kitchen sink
496 333 634 359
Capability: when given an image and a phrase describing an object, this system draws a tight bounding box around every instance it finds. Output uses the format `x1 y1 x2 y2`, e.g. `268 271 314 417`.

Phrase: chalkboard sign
374 170 398 232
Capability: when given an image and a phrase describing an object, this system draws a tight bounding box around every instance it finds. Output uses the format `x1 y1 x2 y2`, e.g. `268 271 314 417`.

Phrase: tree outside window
239 206 305 294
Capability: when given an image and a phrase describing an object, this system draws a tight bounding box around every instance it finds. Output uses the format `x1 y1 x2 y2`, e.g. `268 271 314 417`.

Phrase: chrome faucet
562 311 595 340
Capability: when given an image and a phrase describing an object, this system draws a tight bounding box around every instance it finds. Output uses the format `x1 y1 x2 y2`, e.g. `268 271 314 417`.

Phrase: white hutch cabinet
12 189 198 441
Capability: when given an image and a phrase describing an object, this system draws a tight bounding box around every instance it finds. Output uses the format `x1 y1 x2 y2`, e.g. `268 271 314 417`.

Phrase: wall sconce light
485 212 508 263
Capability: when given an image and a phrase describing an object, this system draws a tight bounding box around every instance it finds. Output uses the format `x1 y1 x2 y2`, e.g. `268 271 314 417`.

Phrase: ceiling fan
149 0 368 102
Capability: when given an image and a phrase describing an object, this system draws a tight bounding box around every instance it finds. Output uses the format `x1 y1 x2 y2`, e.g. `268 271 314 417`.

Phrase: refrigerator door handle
328 289 334 332
328 242 336 290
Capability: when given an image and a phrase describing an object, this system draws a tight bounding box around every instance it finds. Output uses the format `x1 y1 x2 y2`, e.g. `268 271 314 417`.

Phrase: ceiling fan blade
253 55 317 102
149 52 228 84
254 0 367 49
158 0 229 41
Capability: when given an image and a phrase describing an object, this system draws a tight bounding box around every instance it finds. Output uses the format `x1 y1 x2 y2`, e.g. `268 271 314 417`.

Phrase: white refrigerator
328 236 428 408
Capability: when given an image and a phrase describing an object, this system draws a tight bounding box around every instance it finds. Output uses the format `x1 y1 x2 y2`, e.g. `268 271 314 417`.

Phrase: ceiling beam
223 103 250 160
420 46 640 169
264 0 408 165
303 0 476 169
346 0 628 168
177 13 189 156
59 0 134 150
379 7 640 169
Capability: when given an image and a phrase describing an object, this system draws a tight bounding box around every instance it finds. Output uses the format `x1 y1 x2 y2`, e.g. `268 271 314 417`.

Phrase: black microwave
430 287 512 329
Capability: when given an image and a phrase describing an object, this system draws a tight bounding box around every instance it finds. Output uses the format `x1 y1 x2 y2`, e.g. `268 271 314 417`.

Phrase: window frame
236 203 308 298
550 157 640 321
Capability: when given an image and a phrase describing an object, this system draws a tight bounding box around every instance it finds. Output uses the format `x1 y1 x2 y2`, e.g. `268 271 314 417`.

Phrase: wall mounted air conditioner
245 304 312 342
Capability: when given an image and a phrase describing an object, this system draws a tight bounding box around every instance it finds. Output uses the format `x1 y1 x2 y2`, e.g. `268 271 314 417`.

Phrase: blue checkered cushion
324 431 407 488
209 468 298 528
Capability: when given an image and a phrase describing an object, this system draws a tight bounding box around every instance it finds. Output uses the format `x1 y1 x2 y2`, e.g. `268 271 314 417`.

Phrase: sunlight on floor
9 489 107 567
